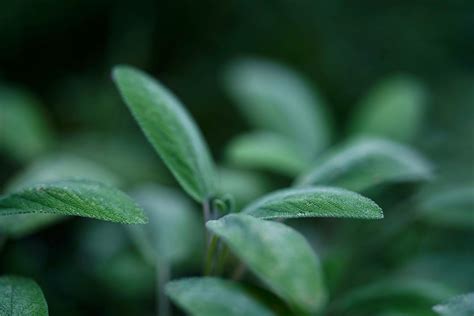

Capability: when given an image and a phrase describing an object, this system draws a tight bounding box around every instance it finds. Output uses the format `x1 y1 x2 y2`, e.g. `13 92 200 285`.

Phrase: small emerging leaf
226 132 309 176
207 214 327 313
0 179 147 224
0 275 48 316
350 75 427 143
243 186 382 220
296 138 432 192
113 66 217 202
166 277 275 316
433 292 474 316
225 58 331 158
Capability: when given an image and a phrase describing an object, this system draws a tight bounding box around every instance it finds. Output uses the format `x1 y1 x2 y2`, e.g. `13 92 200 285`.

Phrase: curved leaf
243 186 382 220
0 180 147 224
206 214 327 313
113 66 217 202
420 186 474 228
166 277 275 316
0 86 54 162
350 75 427 142
225 58 331 157
128 184 203 265
296 138 432 192
226 132 309 176
0 275 48 316
433 292 474 316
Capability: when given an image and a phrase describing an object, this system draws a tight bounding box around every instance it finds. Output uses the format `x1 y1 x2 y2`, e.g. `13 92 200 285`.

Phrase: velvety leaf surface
206 214 327 313
166 277 275 316
226 132 309 176
0 276 48 316
225 58 331 157
0 180 147 224
113 66 217 202
128 184 203 265
296 138 432 192
433 292 474 316
350 75 427 142
0 86 54 162
243 186 382 220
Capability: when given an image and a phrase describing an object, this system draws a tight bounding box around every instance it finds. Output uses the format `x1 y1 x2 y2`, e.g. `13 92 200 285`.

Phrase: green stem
156 258 170 316
204 234 218 275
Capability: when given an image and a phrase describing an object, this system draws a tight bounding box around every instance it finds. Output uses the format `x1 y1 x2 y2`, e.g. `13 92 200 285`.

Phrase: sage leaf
0 86 54 162
128 184 203 265
226 132 309 176
225 58 331 158
243 186 382 220
166 277 275 316
0 275 48 316
296 138 432 192
433 292 474 316
206 214 327 313
350 75 427 142
113 66 217 202
420 186 474 228
0 179 147 224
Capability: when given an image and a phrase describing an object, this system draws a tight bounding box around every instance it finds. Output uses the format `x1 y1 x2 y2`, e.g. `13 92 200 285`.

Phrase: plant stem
204 234 218 275
156 258 170 316
231 262 247 281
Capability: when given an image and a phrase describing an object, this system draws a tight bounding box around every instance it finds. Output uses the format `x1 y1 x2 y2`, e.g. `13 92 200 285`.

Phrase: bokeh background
1 1 473 315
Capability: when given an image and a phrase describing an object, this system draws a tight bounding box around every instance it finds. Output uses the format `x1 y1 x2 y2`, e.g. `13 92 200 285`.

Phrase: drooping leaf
166 277 275 316
128 184 203 265
0 86 54 162
420 186 474 228
226 132 309 176
0 275 48 316
350 75 427 142
113 66 217 202
296 138 432 192
243 186 382 220
206 214 327 313
0 179 147 224
433 292 474 316
331 278 455 315
225 58 331 158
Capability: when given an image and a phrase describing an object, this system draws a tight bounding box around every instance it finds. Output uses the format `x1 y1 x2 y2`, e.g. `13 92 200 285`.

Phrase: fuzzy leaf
166 277 275 316
0 180 147 224
128 184 203 265
226 132 309 176
350 75 427 142
113 66 217 202
0 86 54 162
0 275 48 316
243 186 382 220
225 58 331 157
433 292 474 316
207 214 327 313
296 138 432 192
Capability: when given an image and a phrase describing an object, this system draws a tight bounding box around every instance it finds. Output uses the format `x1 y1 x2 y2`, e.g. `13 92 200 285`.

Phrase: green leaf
350 75 427 142
166 277 275 316
296 138 432 192
128 184 203 265
0 86 54 162
113 66 217 202
331 278 455 315
420 186 474 228
225 58 331 158
433 293 474 316
243 186 382 220
0 179 147 224
206 214 327 313
0 275 48 316
226 132 309 176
